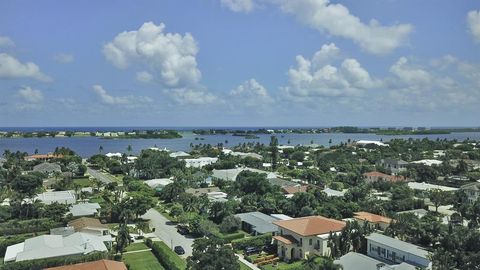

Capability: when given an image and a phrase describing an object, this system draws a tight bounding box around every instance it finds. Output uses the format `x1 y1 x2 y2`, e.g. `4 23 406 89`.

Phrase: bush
0 252 107 270
146 238 186 270
218 232 245 243
0 218 62 236
231 233 272 251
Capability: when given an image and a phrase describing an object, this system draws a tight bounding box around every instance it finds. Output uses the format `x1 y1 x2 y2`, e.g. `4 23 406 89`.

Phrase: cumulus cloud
230 78 272 106
0 53 51 81
17 86 44 103
283 44 380 98
467 10 480 43
136 71 153 83
0 36 14 48
221 0 256 13
389 57 432 86
53 53 74 64
92 85 153 106
167 88 220 105
103 22 201 88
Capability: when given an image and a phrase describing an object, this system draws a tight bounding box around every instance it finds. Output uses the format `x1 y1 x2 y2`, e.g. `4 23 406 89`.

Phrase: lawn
122 251 165 270
125 242 149 252
73 177 91 187
240 261 251 270
260 261 303 270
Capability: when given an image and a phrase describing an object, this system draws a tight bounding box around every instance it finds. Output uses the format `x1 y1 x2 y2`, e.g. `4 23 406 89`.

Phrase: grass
125 242 149 252
154 205 175 221
122 250 165 270
239 261 251 270
260 261 303 270
73 177 91 187
88 195 105 204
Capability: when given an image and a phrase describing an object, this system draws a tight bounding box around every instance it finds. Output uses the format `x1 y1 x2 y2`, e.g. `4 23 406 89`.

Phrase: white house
184 157 218 168
35 190 76 205
460 182 480 204
407 182 458 192
272 216 346 261
366 233 432 269
68 202 101 217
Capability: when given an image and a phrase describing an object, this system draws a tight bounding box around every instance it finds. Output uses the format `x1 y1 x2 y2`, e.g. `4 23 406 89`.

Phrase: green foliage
135 150 186 179
0 251 107 270
219 215 241 233
0 218 61 236
187 237 239 270
231 233 272 251
146 238 187 270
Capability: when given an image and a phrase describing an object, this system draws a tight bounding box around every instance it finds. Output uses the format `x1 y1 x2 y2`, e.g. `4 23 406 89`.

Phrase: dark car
244 246 261 256
174 246 185 255
176 225 188 235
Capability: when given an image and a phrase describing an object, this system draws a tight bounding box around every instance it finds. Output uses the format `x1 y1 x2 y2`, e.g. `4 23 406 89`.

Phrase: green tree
187 237 239 270
116 222 131 254
270 136 278 170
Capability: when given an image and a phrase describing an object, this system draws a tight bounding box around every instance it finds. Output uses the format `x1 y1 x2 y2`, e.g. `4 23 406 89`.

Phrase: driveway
142 208 194 258
87 167 113 184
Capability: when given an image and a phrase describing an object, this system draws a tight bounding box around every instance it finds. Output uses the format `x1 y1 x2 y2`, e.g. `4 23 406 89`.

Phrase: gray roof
366 233 429 259
461 182 480 191
33 162 62 173
69 202 101 217
381 159 408 166
334 252 416 270
234 211 278 234
268 178 299 188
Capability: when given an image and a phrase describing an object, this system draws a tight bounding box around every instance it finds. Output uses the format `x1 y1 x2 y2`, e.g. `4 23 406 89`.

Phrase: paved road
142 208 194 258
87 167 113 184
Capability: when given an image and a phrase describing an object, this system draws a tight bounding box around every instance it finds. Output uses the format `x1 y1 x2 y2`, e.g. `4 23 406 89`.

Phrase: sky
0 0 479 127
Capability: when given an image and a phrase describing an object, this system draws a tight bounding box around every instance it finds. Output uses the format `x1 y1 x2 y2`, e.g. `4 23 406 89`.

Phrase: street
87 167 113 184
142 208 194 258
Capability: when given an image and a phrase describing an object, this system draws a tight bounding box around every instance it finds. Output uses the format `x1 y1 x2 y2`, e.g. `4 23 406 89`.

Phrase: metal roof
366 233 429 259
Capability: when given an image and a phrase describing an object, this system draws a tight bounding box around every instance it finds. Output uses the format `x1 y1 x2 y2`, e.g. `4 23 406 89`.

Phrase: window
300 238 303 245
309 239 312 245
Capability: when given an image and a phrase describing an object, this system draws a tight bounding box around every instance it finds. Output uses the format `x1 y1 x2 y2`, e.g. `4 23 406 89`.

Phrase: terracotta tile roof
273 216 346 236
353 211 392 224
68 217 107 231
282 185 308 194
363 171 405 182
273 235 298 245
45 260 127 270
26 154 64 160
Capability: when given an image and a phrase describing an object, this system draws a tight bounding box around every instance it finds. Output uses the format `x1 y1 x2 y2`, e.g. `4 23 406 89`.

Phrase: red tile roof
273 235 298 245
353 211 392 224
273 216 346 236
45 260 127 270
282 185 308 194
363 171 405 182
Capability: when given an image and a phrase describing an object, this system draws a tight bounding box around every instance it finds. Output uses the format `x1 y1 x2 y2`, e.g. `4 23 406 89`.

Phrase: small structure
396 209 428 219
33 163 62 175
67 217 111 243
282 185 308 198
4 233 107 263
68 202 101 217
366 233 432 269
353 211 392 230
186 187 221 197
229 151 263 159
460 182 480 204
35 190 76 205
376 159 408 174
235 211 278 235
273 216 346 261
212 167 278 181
410 159 442 166
105 152 122 158
45 259 127 270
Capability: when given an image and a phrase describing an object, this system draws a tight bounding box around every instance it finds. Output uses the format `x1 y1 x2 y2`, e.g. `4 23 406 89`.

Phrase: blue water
1 130 479 158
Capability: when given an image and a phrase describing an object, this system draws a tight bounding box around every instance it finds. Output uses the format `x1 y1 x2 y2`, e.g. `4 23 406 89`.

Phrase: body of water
1 130 480 158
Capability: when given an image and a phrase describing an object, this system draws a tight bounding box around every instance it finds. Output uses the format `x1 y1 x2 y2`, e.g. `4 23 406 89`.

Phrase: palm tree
127 145 132 155
99 145 104 154
116 222 131 254
302 255 319 270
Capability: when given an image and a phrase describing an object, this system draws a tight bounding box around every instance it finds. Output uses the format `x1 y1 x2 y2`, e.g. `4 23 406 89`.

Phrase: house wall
276 228 332 262
355 219 389 231
367 239 431 269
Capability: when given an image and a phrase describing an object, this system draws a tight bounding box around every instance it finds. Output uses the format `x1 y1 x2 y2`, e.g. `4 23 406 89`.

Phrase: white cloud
467 10 480 43
0 36 14 48
283 44 380 98
53 53 74 64
168 88 220 105
230 78 272 106
0 53 51 82
225 0 412 54
17 86 44 103
389 57 431 85
136 71 153 83
92 85 153 106
221 0 256 13
103 22 201 88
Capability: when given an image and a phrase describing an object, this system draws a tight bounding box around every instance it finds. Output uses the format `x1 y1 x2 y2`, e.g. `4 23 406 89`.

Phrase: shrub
218 232 245 243
145 238 186 270
231 233 272 251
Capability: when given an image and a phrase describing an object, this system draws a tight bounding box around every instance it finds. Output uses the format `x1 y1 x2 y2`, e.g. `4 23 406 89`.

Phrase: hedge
0 218 62 236
231 233 272 251
0 252 108 270
145 238 187 270
217 232 245 243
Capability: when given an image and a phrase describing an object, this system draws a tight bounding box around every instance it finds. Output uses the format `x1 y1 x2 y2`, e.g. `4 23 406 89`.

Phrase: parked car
176 225 188 235
174 246 185 255
244 246 261 256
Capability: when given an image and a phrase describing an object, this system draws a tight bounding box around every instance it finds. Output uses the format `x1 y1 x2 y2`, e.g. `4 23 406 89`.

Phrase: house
235 212 279 235
282 185 308 197
396 209 428 219
33 163 62 175
366 233 432 269
186 187 221 197
169 151 191 159
376 159 408 174
334 252 415 270
206 191 228 202
353 211 392 230
460 182 480 204
105 152 122 158
356 140 389 147
25 153 64 161
67 217 112 243
4 233 108 263
212 167 278 181
407 182 458 192
184 157 218 168
144 178 173 191
273 216 346 261
363 172 405 183
410 159 442 166
229 151 263 159
35 190 76 205
68 202 101 217
45 259 127 270
322 188 346 197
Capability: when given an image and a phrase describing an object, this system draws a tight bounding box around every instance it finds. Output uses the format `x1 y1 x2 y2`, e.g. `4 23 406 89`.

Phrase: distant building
460 182 480 204
184 157 218 168
396 209 428 219
144 178 173 191
105 152 122 158
322 188 346 197
212 167 278 181
4 233 107 263
410 159 442 166
376 159 408 174
273 216 346 261
169 151 191 159
35 190 76 205
356 140 388 147
186 187 221 197
33 163 62 175
45 259 127 270
363 172 406 183
366 233 432 269
407 182 458 192
234 211 279 235
25 153 64 161
353 211 392 230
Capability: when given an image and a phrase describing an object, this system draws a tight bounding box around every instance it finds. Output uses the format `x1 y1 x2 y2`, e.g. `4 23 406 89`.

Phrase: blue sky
0 0 479 127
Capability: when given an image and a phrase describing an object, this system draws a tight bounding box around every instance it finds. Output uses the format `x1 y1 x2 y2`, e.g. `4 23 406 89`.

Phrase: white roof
35 190 76 205
69 202 101 217
5 232 107 262
411 159 443 166
144 178 173 188
323 188 346 197
407 182 458 192
270 214 293 220
169 151 190 158
212 167 278 181
106 152 122 158
356 140 388 147
229 152 263 159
